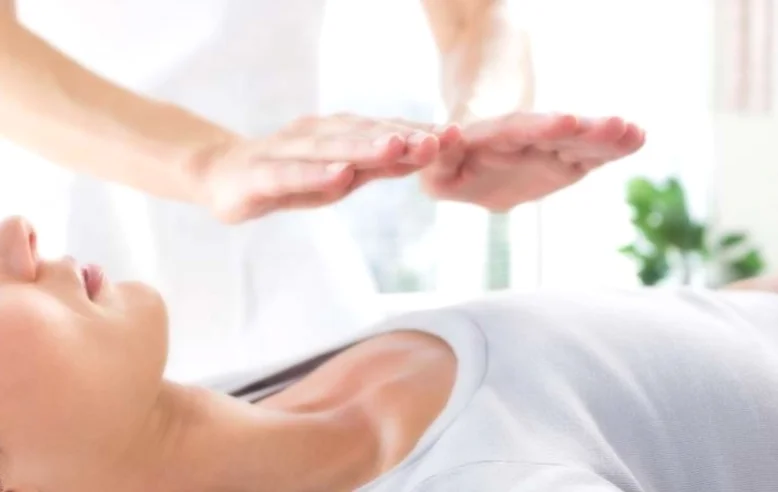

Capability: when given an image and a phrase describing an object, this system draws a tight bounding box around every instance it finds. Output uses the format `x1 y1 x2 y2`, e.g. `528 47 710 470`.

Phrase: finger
370 120 443 166
579 159 606 171
399 131 440 167
554 118 639 162
254 133 407 165
463 112 580 148
420 146 467 185
386 118 464 150
361 118 464 166
382 123 464 180
576 116 628 144
272 176 355 210
528 116 624 155
615 123 646 153
437 124 464 150
348 163 420 190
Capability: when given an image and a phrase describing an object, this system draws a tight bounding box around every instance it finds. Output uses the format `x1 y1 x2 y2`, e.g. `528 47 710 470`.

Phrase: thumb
210 161 355 223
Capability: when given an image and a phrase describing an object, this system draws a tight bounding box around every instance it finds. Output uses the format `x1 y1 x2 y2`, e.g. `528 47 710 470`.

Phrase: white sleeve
410 463 626 492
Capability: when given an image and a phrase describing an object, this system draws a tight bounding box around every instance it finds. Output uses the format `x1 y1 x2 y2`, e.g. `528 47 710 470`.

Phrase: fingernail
325 162 351 175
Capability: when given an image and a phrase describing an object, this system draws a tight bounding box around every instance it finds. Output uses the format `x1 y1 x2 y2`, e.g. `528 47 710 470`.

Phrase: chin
116 280 170 367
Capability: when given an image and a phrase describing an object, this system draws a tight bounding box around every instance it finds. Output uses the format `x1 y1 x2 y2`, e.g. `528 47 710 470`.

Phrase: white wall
714 114 778 270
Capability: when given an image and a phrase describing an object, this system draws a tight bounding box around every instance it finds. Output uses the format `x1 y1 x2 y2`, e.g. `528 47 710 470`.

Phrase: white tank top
208 288 778 491
8 0 382 381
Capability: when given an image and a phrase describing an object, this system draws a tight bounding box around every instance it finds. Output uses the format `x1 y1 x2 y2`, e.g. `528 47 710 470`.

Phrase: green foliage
620 176 766 286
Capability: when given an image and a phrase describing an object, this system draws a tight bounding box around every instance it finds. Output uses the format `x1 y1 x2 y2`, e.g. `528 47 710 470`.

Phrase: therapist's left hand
420 112 646 211
197 113 461 223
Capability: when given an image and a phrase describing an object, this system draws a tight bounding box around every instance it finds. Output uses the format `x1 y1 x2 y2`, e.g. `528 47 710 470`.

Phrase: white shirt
359 288 778 491
9 0 381 380
214 287 778 491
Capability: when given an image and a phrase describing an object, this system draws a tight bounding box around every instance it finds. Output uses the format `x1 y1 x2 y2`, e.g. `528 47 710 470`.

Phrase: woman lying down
1 215 778 492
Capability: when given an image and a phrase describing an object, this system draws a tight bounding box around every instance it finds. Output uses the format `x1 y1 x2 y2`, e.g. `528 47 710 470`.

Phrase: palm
420 114 646 211
423 146 591 210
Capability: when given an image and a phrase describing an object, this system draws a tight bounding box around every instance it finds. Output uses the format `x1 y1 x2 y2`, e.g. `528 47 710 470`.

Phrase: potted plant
619 176 766 286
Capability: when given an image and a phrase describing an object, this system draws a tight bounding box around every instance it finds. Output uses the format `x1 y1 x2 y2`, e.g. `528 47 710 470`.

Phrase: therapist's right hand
197 113 457 223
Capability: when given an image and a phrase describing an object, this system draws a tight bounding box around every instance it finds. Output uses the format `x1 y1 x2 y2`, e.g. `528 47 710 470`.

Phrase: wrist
147 101 241 208
179 128 241 210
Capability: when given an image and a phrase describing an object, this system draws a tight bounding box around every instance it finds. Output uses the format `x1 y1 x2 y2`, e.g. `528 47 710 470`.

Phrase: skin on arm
723 274 778 294
0 3 442 221
422 0 535 123
0 1 233 204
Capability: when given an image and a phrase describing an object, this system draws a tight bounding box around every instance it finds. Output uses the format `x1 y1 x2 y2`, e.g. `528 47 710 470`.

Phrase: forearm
435 1 535 123
0 13 233 203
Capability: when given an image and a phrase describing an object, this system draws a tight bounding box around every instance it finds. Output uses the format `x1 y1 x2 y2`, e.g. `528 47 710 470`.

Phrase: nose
0 216 38 280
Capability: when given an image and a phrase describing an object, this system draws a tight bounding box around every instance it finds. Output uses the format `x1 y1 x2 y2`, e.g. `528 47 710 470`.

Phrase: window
321 0 717 313
526 0 715 288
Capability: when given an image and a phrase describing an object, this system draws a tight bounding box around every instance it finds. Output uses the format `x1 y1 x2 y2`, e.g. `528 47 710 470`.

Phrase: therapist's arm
0 3 236 204
0 4 441 221
422 0 534 122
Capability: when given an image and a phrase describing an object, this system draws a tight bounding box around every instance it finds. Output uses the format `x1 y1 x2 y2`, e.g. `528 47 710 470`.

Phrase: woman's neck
119 331 457 492
124 384 382 492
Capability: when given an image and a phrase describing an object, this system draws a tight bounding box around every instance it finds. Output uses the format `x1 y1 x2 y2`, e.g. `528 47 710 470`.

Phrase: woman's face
0 217 169 490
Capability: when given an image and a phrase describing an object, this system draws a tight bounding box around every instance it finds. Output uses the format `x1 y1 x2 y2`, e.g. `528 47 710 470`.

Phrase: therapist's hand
197 114 461 223
420 113 646 211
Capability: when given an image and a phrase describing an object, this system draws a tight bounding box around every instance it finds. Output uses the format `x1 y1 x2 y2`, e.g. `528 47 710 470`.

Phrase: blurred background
321 0 776 310
1 0 776 370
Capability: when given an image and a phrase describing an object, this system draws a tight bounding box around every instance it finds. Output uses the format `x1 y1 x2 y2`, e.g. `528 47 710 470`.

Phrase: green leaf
718 232 747 250
625 177 658 221
626 177 658 206
618 244 639 257
727 249 766 280
685 223 707 251
622 174 770 289
655 178 697 250
637 251 671 286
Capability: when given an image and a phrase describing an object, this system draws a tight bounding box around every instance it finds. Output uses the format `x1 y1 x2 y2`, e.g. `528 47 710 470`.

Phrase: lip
81 264 105 300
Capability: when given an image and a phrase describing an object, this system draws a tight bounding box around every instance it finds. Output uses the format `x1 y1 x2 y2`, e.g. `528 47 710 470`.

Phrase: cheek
110 281 169 366
0 326 97 460
0 311 82 397
0 284 169 467
79 282 169 417
0 325 155 480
